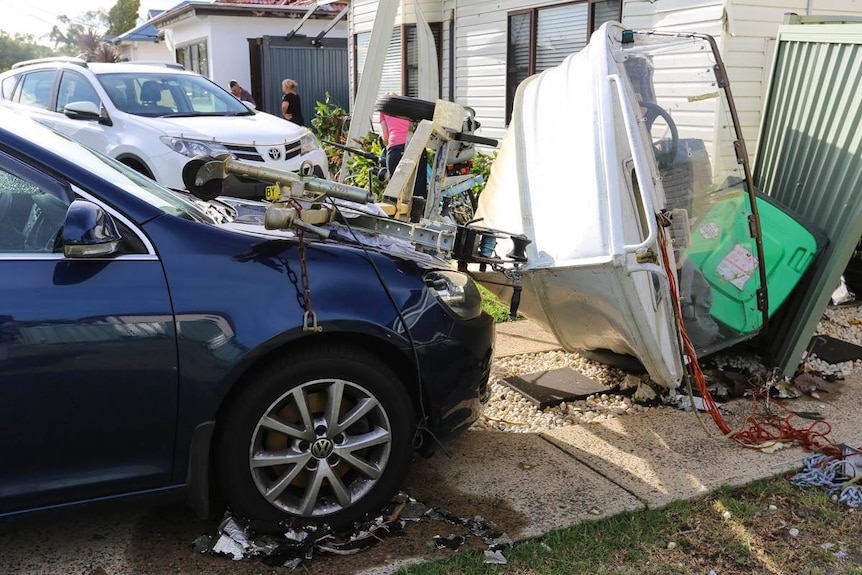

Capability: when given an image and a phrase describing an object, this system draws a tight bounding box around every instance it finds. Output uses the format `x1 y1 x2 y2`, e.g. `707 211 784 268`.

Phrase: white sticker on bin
716 243 758 290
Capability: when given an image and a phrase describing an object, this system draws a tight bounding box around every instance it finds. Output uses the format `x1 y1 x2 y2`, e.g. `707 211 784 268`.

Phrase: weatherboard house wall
623 0 862 166
349 0 862 163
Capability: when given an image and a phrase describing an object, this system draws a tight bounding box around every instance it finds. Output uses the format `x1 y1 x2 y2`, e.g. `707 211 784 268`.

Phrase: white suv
0 58 328 199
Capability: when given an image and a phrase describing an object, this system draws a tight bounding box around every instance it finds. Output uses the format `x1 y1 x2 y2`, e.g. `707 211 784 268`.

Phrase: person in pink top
379 110 428 219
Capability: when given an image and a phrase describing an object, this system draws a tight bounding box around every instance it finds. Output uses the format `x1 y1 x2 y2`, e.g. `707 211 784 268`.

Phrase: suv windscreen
96 72 254 118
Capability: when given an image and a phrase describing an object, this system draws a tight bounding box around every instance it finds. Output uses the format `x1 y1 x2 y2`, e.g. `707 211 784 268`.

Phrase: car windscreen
96 72 254 118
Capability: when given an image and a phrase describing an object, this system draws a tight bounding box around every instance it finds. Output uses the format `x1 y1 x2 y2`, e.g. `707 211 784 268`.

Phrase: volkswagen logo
310 438 334 459
268 147 282 160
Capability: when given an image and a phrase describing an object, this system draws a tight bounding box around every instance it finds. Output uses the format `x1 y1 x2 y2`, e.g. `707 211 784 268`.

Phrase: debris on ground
193 492 513 569
673 395 723 413
790 445 862 508
791 371 840 398
831 276 855 305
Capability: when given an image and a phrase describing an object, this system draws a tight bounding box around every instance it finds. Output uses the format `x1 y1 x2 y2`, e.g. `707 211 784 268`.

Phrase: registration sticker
265 185 281 201
715 243 758 290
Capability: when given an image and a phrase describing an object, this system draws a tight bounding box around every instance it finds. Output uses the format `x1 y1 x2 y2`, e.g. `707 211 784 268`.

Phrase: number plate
265 185 281 201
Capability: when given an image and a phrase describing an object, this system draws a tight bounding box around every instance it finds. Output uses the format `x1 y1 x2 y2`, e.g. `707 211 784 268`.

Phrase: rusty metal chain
288 198 321 333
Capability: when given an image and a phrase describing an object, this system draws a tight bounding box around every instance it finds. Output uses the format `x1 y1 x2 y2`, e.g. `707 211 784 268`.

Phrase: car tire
215 345 416 529
376 95 436 122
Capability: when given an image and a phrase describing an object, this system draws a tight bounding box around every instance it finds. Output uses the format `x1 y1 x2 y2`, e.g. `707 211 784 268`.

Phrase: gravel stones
475 350 652 433
475 304 862 433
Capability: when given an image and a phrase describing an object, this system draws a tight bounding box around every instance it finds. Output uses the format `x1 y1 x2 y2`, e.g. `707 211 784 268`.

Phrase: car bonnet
152 112 308 145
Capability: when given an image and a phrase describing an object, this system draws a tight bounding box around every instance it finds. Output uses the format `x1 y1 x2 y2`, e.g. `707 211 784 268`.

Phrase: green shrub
343 133 387 200
310 93 350 175
469 149 497 198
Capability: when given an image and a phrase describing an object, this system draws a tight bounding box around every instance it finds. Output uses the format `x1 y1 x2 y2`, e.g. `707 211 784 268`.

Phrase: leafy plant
310 93 350 175
342 133 387 200
469 149 497 198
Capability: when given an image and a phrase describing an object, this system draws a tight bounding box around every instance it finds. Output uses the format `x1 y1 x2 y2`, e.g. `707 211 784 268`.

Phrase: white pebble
789 528 800 537
474 303 859 435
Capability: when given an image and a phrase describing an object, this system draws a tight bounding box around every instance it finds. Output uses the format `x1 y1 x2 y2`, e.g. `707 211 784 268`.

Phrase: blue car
0 108 493 529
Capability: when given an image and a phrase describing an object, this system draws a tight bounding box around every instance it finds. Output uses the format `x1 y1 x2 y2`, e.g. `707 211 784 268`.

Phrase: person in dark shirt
228 80 255 107
281 78 304 126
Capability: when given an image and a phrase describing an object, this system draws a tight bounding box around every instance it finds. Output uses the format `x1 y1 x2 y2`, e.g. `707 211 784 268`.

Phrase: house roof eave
148 1 342 29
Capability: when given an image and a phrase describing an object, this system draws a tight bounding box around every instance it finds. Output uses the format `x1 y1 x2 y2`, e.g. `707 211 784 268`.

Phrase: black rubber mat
502 367 612 410
808 335 862 365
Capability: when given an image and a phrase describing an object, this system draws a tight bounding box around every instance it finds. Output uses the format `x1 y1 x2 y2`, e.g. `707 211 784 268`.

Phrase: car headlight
300 132 320 155
424 271 483 320
160 136 231 158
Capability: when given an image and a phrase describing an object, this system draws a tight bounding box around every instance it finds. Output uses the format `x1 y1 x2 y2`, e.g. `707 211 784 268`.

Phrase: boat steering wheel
639 101 679 168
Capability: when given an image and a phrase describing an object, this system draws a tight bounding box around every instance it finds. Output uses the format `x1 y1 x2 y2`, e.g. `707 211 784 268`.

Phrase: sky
0 0 179 44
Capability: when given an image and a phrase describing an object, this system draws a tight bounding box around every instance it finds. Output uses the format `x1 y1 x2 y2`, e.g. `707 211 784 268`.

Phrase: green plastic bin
686 189 820 335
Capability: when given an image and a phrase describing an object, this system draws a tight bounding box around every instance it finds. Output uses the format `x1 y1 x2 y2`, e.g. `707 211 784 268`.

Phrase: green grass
396 475 862 575
478 283 518 323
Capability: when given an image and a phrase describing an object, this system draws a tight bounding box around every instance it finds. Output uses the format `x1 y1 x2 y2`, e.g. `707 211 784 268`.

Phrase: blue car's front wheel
215 345 416 529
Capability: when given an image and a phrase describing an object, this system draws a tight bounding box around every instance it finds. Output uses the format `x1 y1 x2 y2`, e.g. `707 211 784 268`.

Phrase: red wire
657 221 839 455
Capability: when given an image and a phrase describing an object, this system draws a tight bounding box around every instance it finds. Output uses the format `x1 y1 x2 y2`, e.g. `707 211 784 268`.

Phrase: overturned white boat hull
475 22 684 388
473 23 820 388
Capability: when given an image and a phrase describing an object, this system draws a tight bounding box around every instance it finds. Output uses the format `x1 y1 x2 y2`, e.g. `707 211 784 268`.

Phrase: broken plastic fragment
219 515 252 550
425 507 462 523
433 534 465 550
675 395 722 412
486 532 513 550
283 528 308 543
191 535 212 554
484 549 508 564
400 500 428 521
212 533 245 560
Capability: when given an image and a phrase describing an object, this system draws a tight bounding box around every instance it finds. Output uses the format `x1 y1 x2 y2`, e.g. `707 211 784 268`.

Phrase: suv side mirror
63 199 122 258
64 101 113 127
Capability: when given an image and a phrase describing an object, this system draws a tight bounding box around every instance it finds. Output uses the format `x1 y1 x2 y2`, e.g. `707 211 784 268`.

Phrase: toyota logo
310 438 334 459
268 147 282 160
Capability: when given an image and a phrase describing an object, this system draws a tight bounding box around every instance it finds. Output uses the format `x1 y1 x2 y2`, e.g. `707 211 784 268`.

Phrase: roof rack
123 61 186 70
12 56 88 70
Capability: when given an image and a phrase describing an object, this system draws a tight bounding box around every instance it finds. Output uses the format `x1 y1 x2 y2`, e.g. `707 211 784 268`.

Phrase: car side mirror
63 200 122 258
242 100 256 111
64 101 113 127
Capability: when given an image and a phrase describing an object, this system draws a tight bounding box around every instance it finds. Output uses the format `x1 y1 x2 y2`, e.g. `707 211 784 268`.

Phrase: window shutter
355 32 370 88
380 28 402 96
593 0 622 29
535 3 589 72
406 25 442 98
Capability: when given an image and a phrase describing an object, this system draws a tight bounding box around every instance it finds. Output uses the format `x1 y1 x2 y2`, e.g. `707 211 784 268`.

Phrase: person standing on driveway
281 79 304 126
228 80 255 106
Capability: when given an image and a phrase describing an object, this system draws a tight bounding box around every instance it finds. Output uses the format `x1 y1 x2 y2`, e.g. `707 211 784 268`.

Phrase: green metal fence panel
754 14 862 376
260 36 348 125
